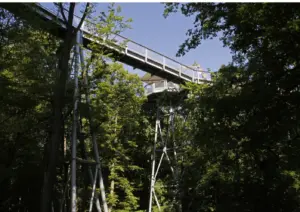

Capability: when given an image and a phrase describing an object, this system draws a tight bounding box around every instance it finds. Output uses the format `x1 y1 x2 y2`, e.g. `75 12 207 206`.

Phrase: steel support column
148 108 159 212
70 29 81 212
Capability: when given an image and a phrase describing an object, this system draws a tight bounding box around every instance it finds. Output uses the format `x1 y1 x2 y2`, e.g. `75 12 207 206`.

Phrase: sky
42 3 233 78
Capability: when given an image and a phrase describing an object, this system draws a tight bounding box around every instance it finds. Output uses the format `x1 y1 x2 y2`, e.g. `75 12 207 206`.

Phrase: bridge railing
144 80 181 95
37 3 212 83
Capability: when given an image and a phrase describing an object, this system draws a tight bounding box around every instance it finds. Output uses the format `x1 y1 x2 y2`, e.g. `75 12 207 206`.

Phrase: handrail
35 3 212 82
144 80 181 96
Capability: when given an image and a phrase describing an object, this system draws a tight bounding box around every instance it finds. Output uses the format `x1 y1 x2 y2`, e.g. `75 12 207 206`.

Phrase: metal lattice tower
142 75 188 212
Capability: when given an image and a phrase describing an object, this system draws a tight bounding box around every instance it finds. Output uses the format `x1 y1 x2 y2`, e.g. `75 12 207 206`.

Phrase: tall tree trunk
40 4 77 211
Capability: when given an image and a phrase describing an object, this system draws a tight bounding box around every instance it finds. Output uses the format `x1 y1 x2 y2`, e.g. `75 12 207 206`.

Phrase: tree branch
75 3 90 33
58 3 68 23
67 3 76 29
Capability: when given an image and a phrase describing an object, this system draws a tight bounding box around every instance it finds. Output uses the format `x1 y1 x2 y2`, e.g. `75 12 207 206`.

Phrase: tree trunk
40 43 73 212
40 4 76 211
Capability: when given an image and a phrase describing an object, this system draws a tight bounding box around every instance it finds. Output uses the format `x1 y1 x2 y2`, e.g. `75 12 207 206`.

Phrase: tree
40 3 92 212
0 7 59 211
79 4 149 211
0 2 149 211
164 3 300 211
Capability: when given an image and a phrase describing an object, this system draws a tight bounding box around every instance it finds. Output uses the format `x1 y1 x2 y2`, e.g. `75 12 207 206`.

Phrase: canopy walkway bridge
0 3 211 85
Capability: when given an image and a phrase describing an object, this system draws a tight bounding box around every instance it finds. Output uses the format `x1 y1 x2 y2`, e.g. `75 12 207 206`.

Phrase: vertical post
179 65 182 77
89 168 99 212
170 107 176 160
152 83 155 94
163 57 165 70
149 107 160 212
93 133 109 212
192 70 195 82
71 30 81 212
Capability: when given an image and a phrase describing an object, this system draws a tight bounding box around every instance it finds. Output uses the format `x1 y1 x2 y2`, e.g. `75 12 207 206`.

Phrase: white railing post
163 57 165 70
145 49 148 62
192 70 195 82
179 65 182 77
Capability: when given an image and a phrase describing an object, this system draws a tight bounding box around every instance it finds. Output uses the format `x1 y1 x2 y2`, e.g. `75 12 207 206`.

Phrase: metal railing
145 80 181 95
36 3 212 83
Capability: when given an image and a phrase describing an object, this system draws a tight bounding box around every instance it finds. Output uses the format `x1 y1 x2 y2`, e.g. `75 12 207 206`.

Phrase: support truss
148 98 184 212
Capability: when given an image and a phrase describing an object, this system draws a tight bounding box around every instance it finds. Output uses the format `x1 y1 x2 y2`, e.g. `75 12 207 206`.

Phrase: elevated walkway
0 3 212 84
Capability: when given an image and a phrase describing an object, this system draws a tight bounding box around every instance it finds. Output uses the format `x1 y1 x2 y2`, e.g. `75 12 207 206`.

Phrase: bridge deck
0 3 211 84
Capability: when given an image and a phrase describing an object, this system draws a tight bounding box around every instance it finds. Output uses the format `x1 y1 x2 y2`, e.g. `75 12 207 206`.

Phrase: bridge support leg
148 108 159 212
70 29 81 212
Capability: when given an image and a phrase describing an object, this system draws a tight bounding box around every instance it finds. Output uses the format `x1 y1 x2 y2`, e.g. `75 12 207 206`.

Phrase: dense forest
1 2 300 212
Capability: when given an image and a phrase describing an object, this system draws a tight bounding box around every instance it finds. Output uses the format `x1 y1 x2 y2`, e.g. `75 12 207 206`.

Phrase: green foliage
0 7 59 211
164 3 300 211
7 2 300 212
78 3 150 211
0 3 147 212
87 56 147 212
85 2 132 58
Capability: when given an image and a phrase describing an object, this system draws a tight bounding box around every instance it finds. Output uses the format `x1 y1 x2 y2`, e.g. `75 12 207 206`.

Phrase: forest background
1 2 300 212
